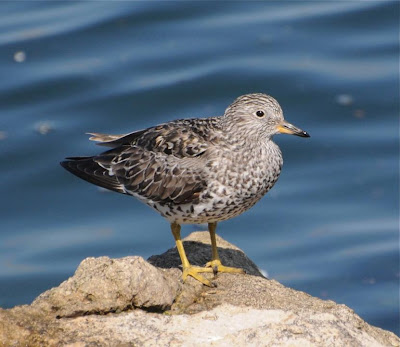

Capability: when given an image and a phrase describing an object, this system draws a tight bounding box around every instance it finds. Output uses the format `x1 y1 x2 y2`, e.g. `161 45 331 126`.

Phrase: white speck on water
335 94 353 106
14 51 26 63
35 121 53 135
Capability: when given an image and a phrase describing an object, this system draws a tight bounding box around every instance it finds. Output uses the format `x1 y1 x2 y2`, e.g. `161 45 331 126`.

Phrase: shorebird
61 93 310 286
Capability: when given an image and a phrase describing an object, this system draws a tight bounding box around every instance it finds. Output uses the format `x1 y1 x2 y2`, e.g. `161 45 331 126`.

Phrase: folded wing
61 119 218 205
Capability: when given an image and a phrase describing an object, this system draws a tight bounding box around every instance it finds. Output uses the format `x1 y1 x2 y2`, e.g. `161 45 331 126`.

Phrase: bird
61 93 310 286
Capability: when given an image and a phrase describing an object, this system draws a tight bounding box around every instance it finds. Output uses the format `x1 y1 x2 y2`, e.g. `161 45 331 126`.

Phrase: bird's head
222 93 310 140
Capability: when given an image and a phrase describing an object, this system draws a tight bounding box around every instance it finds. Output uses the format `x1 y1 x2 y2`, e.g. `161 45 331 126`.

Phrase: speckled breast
166 140 283 224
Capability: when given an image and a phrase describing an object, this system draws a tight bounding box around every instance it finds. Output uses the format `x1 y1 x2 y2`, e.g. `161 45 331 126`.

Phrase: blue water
0 1 398 336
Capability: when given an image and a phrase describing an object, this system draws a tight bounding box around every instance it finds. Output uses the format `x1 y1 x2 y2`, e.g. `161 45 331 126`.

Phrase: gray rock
32 256 181 317
0 231 398 347
148 231 264 278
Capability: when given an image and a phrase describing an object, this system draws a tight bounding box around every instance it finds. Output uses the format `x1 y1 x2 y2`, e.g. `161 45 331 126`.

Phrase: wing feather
111 146 207 204
62 118 221 204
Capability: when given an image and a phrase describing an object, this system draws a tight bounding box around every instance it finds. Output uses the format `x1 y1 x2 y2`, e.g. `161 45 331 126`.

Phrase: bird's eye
256 110 265 118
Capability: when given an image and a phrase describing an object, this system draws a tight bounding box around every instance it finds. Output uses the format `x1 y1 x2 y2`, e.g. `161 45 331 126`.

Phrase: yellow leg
171 222 213 286
205 222 245 275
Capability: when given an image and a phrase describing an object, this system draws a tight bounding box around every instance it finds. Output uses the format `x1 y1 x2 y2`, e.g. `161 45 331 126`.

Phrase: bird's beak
277 121 310 138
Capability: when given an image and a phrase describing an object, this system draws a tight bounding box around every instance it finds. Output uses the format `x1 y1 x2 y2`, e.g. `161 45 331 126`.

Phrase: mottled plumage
61 93 309 286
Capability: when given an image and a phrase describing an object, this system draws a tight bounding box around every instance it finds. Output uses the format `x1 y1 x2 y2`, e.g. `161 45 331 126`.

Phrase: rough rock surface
0 231 398 347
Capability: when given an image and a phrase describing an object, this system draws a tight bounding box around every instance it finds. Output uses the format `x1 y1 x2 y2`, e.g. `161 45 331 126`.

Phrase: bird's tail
60 156 125 194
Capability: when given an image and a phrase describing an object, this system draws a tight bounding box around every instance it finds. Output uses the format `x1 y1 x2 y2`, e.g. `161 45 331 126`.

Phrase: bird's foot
182 265 214 287
205 259 245 275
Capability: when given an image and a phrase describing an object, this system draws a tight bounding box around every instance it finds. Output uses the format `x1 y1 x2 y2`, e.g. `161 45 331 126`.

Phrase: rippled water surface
0 1 398 335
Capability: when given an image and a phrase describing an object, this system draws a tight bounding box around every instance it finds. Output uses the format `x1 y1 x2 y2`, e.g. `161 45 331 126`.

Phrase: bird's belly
147 144 283 224
161 164 281 224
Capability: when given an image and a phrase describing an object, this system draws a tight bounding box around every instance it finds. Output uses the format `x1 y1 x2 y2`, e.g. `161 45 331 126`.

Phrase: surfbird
61 93 310 286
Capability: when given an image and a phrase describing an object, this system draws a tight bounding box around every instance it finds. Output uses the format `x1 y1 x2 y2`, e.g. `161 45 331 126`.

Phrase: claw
182 265 213 286
205 259 245 275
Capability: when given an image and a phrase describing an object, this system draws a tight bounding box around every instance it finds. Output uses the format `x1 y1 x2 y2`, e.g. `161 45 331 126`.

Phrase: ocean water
0 1 398 336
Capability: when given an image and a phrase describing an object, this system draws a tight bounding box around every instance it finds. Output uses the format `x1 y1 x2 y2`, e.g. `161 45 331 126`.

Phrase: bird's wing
88 118 216 157
134 119 214 158
87 129 148 147
63 118 220 204
94 145 207 204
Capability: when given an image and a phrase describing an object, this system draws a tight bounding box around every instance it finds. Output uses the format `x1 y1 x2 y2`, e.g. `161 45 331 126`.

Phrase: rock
0 231 398 347
32 256 181 317
148 231 264 278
